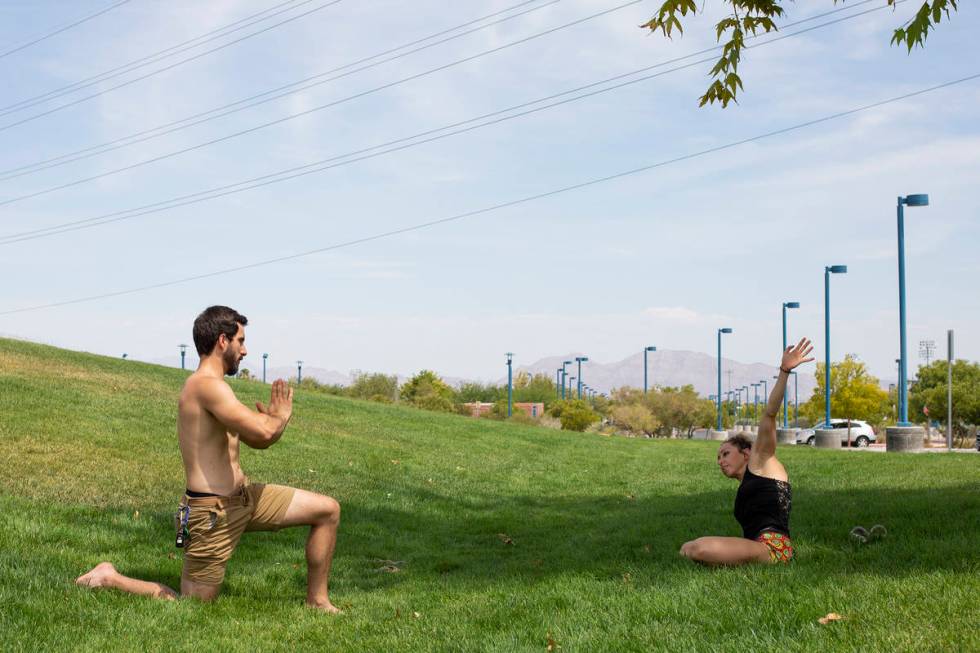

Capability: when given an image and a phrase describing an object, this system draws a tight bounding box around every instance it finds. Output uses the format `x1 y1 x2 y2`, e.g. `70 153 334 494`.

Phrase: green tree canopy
801 355 890 427
400 370 456 412
909 359 980 431
643 1 958 107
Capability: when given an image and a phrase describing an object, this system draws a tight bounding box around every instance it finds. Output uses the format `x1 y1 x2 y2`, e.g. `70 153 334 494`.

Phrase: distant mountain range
149 349 819 400
498 350 819 400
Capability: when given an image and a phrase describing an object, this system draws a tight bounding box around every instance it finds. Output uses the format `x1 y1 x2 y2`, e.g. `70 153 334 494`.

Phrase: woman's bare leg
679 536 771 566
75 562 178 599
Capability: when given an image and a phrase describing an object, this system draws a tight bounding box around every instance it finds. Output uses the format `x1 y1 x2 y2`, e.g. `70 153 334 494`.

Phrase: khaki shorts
177 483 296 585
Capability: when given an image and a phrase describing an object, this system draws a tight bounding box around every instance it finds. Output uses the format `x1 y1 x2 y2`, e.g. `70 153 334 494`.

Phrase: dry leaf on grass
818 613 844 625
413 611 421 619
546 633 561 651
622 572 632 584
167 552 175 560
497 533 514 545
643 544 652 554
390 459 400 465
625 493 635 501
133 511 139 519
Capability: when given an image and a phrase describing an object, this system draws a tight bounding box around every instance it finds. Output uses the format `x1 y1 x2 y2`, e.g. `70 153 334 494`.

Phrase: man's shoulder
182 373 231 402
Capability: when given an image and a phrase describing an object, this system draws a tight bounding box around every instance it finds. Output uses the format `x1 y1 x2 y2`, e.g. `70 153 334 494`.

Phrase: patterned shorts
756 531 794 564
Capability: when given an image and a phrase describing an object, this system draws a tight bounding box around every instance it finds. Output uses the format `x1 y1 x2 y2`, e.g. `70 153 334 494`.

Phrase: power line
0 0 559 181
0 0 313 114
0 2 905 243
0 0 885 211
2 72 976 316
0 0 345 130
0 0 131 60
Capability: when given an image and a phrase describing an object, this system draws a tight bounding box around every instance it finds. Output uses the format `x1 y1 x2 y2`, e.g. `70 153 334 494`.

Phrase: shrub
559 399 600 432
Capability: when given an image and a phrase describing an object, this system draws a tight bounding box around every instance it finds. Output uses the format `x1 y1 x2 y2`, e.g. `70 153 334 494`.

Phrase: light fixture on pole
179 344 188 370
781 301 800 427
262 353 269 384
506 353 514 418
716 328 733 430
575 356 588 399
896 193 928 425
561 360 572 400
823 265 848 427
644 346 656 394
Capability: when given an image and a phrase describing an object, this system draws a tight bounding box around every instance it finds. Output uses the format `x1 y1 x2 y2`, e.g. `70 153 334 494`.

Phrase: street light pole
555 368 561 399
782 301 800 427
790 371 798 426
644 346 656 394
947 329 954 451
262 353 268 384
897 193 929 425
575 356 588 399
506 353 514 418
568 376 576 398
179 344 187 370
561 360 572 400
824 265 848 427
752 383 760 420
297 360 303 384
716 328 733 430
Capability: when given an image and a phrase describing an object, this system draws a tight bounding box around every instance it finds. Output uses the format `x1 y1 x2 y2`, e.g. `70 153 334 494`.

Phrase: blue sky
1 0 977 384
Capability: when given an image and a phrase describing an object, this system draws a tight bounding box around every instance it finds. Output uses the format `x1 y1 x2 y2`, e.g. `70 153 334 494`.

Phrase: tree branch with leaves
642 1 959 107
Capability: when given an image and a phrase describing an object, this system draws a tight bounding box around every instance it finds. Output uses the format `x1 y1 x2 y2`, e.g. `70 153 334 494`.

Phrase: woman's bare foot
306 598 342 614
75 562 118 589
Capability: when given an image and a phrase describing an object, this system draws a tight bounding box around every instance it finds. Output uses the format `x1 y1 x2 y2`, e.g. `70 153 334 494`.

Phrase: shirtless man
76 306 341 612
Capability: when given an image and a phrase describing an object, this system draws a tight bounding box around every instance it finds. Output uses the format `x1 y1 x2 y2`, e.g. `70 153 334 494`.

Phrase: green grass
1 336 978 652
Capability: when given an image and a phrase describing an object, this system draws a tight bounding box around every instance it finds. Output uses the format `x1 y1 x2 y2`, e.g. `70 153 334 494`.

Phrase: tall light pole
789 371 798 426
897 193 928 424
179 344 188 370
262 353 269 384
644 346 656 394
947 329 954 451
506 353 514 418
555 368 562 399
561 360 572 400
575 356 588 399
297 360 303 384
716 328 733 430
824 265 848 427
752 383 760 420
568 376 576 398
781 301 800 427
760 378 768 410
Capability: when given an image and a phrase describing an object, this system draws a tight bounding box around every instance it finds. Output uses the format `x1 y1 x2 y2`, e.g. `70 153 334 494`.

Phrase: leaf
497 533 515 545
390 459 400 465
818 612 844 625
412 611 421 619
546 633 561 651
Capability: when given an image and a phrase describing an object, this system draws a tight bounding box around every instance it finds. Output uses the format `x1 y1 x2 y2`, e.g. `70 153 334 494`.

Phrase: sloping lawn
1 337 977 652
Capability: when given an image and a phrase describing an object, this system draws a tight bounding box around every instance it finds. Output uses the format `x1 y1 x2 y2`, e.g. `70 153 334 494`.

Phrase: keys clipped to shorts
175 505 190 548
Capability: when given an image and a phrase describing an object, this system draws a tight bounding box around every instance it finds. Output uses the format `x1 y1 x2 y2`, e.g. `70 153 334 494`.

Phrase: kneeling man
77 306 341 612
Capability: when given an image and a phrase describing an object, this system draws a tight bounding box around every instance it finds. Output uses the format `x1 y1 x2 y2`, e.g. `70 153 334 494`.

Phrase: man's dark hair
724 433 753 452
193 306 248 356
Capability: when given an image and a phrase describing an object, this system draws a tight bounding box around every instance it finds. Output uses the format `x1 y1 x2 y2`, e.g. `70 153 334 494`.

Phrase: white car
798 419 876 447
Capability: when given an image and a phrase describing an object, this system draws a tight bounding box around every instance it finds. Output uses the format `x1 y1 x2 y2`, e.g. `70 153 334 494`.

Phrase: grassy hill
0 337 977 652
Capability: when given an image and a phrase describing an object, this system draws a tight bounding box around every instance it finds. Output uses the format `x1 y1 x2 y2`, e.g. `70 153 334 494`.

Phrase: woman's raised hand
781 337 815 372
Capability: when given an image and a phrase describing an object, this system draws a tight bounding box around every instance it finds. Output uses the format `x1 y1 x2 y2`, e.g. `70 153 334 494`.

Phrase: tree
456 381 505 404
644 385 716 437
513 373 558 406
610 403 661 437
400 370 456 412
643 1 959 107
558 399 600 432
348 370 399 403
800 355 890 442
909 360 980 437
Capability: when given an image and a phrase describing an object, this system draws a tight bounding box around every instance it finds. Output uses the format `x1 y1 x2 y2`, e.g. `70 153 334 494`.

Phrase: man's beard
223 348 241 376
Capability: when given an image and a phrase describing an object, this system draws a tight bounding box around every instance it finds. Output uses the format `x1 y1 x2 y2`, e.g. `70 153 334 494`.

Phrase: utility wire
0 0 641 205
0 0 131 60
0 2 900 241
0 0 313 114
0 0 345 130
0 0 559 180
1 72 975 317
0 0 891 211
0 4 896 245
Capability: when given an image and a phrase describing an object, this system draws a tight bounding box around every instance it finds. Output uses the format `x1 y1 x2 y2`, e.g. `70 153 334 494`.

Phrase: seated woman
680 337 813 565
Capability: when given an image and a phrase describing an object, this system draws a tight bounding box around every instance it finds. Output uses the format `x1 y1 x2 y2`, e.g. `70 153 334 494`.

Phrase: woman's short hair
723 433 753 452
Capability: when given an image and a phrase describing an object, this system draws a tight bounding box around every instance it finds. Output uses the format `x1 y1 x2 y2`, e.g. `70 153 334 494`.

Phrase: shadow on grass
22 480 976 599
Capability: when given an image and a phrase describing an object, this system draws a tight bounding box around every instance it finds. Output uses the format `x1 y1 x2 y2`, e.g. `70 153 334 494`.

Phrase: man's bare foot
306 598 342 614
75 562 117 589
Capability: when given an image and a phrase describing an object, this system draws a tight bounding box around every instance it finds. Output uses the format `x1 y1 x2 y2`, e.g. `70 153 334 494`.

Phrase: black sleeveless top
734 467 792 540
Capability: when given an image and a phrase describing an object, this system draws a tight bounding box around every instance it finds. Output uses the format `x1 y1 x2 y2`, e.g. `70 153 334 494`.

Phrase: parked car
797 420 876 447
